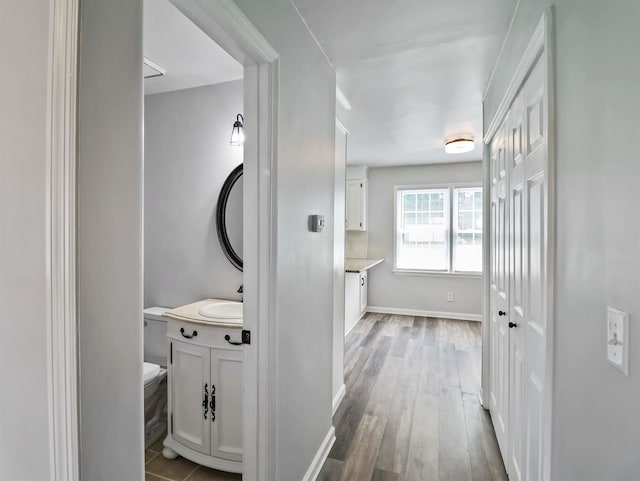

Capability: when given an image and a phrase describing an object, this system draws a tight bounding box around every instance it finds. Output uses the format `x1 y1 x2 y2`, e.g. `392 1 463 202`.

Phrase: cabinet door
344 272 361 335
171 340 211 455
359 271 368 314
346 180 367 231
210 348 243 462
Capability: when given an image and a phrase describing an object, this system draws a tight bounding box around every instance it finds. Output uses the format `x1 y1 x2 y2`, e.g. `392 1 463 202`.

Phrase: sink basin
198 302 243 321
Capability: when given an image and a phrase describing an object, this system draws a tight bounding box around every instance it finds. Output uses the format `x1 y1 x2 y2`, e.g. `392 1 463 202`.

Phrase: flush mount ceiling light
445 138 475 154
230 114 245 146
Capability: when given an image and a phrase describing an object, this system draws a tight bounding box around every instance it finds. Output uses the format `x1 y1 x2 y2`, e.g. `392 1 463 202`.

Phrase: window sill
392 269 482 279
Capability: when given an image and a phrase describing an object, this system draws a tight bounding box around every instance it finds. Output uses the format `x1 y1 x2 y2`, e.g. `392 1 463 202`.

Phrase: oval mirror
216 164 243 271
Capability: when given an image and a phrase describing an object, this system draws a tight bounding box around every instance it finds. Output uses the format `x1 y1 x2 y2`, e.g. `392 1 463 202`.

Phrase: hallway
319 313 507 481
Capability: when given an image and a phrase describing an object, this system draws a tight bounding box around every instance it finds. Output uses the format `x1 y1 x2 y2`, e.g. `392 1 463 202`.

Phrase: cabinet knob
498 310 506 316
509 322 518 329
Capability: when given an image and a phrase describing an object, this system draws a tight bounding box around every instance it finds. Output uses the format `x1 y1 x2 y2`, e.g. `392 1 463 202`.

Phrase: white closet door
489 116 510 461
508 87 526 481
522 54 547 481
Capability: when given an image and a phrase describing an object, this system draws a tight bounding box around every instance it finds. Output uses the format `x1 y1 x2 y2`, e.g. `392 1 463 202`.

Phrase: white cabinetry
359 271 367 314
163 319 243 473
346 179 367 231
345 271 368 335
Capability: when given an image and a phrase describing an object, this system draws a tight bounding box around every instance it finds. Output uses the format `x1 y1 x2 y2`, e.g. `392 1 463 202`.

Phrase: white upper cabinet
346 179 368 231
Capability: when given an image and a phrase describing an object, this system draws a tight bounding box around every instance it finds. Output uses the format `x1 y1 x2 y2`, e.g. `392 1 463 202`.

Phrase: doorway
65 1 279 479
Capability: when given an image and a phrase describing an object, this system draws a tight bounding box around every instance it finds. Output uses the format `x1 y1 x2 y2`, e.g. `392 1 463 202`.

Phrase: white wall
367 162 483 317
77 0 144 479
144 80 243 308
232 2 337 480
0 1 52 479
484 1 640 479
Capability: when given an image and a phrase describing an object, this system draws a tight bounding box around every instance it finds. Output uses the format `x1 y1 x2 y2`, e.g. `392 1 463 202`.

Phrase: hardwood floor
318 313 507 481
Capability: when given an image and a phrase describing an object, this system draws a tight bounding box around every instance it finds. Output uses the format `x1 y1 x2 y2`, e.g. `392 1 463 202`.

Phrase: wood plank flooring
318 313 507 481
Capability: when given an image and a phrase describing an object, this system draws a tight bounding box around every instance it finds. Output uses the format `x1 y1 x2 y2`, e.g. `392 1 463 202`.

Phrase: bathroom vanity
162 299 244 473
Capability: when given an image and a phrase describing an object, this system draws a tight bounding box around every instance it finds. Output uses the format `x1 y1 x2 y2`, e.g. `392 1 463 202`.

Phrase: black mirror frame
216 163 243 271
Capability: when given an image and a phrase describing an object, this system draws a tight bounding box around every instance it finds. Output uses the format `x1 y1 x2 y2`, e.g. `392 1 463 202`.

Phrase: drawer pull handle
180 327 198 339
224 334 243 346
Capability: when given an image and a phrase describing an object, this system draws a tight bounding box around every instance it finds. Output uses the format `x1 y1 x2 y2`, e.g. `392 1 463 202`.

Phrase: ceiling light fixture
230 114 244 146
445 138 475 154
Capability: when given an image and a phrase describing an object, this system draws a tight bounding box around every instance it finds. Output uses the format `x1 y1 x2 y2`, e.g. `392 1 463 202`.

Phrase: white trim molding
332 384 346 417
46 0 80 479
483 14 546 143
301 427 336 481
367 306 482 322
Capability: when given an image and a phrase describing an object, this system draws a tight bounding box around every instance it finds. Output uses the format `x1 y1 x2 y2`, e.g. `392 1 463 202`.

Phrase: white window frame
393 182 483 277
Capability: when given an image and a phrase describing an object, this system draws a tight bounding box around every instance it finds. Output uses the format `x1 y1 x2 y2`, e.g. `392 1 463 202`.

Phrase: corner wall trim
47 0 80 479
367 306 482 322
301 426 336 481
332 384 346 417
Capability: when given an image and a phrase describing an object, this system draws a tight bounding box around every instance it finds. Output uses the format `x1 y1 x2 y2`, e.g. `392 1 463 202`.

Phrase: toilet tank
144 307 168 367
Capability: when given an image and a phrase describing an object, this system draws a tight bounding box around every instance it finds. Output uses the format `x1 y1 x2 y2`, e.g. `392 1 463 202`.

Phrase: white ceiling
293 0 518 166
143 0 242 96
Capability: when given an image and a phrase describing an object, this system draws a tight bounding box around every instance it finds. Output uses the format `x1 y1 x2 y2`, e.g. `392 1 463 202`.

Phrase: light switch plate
607 306 629 376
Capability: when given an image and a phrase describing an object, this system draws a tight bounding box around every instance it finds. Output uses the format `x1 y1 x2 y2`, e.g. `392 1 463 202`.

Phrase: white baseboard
332 384 346 416
367 306 482 322
301 426 336 481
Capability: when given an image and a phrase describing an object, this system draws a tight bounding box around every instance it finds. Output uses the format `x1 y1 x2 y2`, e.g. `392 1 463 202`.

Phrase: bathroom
141 0 246 479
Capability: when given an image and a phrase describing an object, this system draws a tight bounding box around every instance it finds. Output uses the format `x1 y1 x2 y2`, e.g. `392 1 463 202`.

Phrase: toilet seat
143 361 160 386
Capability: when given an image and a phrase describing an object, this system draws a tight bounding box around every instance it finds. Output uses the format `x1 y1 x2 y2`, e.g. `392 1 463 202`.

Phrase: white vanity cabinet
163 319 243 473
345 179 367 231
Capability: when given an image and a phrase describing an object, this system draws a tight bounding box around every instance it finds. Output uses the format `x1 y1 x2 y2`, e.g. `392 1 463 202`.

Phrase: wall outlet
607 306 629 376
447 292 455 302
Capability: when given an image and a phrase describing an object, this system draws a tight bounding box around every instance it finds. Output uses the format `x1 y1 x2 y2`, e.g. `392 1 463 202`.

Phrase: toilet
143 307 168 449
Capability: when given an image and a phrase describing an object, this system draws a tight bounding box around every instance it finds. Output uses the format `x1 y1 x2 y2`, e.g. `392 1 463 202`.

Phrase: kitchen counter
345 257 384 273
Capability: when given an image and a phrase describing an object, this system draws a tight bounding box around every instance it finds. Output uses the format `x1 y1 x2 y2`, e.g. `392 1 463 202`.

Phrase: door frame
47 0 279 479
47 0 80 479
481 8 555 480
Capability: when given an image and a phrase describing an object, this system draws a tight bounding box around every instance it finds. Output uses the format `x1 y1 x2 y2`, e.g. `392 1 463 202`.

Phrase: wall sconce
445 138 475 154
230 114 244 146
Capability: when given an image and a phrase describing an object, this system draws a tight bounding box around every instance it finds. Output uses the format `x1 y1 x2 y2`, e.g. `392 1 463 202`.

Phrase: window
395 185 482 274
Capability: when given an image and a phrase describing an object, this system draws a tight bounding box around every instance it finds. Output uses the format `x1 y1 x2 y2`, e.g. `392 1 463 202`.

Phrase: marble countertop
345 257 384 273
163 298 243 328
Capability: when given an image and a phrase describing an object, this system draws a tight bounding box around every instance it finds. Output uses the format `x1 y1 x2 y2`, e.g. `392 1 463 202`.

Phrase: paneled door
520 53 547 481
171 340 211 455
489 116 510 459
210 348 243 462
489 50 548 481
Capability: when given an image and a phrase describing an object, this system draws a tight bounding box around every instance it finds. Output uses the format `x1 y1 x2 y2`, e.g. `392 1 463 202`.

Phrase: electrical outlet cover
607 306 629 376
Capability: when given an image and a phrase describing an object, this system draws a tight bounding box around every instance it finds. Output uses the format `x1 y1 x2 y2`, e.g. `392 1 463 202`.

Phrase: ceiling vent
143 57 166 79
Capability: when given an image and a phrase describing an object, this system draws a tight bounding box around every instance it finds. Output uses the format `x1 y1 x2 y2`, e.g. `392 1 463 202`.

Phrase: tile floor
145 437 242 481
